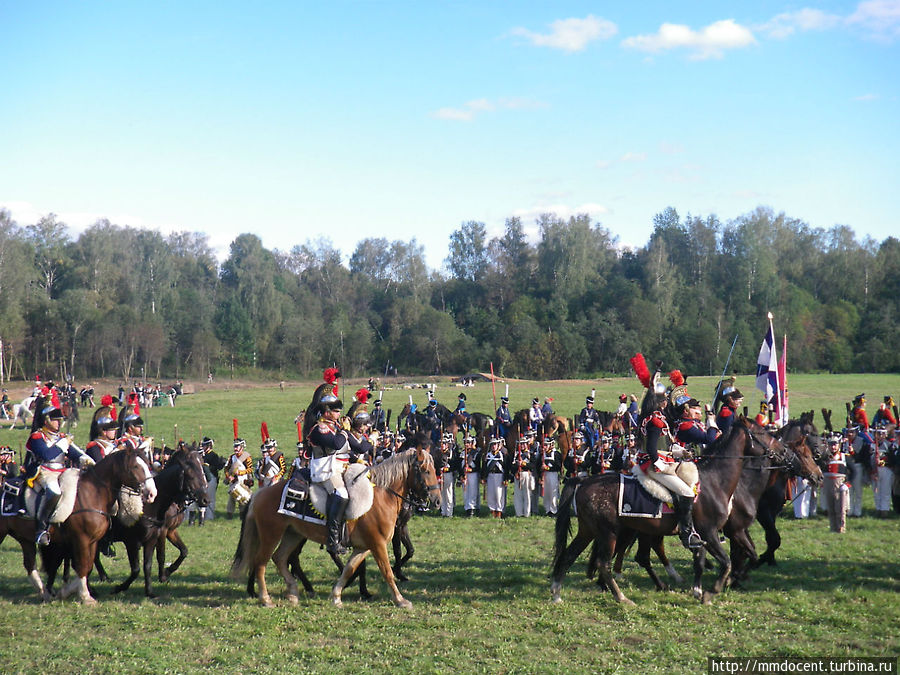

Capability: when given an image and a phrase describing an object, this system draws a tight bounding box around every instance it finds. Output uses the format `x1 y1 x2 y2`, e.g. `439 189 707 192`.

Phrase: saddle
0 469 80 522
619 463 700 518
277 464 374 524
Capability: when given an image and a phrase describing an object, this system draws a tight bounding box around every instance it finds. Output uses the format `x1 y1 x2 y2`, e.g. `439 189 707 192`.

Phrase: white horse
6 396 36 427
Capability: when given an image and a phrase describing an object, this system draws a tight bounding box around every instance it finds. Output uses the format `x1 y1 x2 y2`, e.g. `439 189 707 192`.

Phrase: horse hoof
331 596 343 607
159 576 169 584
83 597 99 607
305 590 316 598
701 591 714 605
261 597 275 608
551 596 563 604
620 597 636 606
692 586 702 600
287 595 299 606
397 599 413 610
146 593 157 600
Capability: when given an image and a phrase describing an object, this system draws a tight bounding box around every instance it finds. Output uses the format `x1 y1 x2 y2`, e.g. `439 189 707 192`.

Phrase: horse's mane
696 418 748 462
596 410 616 427
369 447 433 488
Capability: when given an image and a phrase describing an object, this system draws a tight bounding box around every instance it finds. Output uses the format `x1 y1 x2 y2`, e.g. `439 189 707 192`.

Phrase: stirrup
36 530 51 546
326 541 348 555
682 530 705 550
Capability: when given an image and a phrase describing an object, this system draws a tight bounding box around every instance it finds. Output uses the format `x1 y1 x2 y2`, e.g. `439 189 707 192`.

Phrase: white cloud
622 19 757 60
620 151 647 162
511 203 609 235
430 98 548 122
510 15 618 52
659 141 685 155
846 0 900 41
757 9 841 39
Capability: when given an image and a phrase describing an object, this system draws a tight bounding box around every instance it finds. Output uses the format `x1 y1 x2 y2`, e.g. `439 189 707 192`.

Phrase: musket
712 334 739 406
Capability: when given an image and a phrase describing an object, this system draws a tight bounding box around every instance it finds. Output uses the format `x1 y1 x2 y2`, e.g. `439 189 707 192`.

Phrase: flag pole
489 362 497 414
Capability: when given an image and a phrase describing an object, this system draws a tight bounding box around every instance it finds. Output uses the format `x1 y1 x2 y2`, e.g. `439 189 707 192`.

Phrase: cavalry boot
674 495 704 550
35 491 60 546
99 531 116 558
325 493 349 555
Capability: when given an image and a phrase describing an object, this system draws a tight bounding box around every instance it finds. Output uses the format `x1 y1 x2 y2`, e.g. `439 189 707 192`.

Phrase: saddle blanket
1 469 80 522
617 473 674 519
277 464 374 524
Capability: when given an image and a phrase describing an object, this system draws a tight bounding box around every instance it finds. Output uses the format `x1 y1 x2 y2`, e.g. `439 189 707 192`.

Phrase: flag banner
756 314 782 424
779 334 788 423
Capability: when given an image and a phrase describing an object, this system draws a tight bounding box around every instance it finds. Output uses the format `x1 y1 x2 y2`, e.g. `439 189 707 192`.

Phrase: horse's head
411 445 441 511
785 436 824 486
122 448 157 504
172 444 210 507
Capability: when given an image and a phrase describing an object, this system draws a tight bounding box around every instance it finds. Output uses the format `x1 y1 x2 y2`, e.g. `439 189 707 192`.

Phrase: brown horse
231 437 440 608
41 447 157 604
550 418 778 605
90 446 208 597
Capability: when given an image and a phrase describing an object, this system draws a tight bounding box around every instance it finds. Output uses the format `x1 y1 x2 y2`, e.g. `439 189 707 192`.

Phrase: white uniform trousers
874 466 894 512
486 472 505 513
440 471 456 517
513 471 534 517
205 475 217 520
542 471 560 515
464 472 481 511
792 478 812 519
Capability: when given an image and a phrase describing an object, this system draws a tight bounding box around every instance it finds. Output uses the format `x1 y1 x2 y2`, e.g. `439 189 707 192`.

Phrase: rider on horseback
629 355 704 551
24 393 95 545
308 394 353 555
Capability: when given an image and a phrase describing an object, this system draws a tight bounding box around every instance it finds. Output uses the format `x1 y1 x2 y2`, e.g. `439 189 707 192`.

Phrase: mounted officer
632 366 705 550
495 397 512 440
529 398 544 432
579 396 601 449
714 379 744 438
85 405 120 463
24 393 95 545
347 409 375 465
370 399 387 433
307 394 353 555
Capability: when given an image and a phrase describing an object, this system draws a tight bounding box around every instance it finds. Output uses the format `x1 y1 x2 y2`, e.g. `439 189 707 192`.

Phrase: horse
90 445 209 597
4 396 36 428
753 412 825 568
725 430 823 584
550 417 777 605
231 434 441 608
39 447 158 604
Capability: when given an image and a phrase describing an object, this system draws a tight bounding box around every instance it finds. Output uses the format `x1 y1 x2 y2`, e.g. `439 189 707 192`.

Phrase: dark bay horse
725 431 822 584
42 448 158 604
753 413 824 568
550 418 775 605
92 446 208 597
231 438 440 608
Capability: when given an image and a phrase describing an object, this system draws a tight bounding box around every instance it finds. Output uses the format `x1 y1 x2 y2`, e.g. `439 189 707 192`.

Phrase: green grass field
1 375 899 674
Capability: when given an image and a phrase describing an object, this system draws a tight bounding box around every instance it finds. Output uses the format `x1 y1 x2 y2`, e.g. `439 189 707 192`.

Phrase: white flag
755 314 782 424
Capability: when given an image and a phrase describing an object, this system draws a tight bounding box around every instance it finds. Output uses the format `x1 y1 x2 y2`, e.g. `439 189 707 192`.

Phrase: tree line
1 205 897 383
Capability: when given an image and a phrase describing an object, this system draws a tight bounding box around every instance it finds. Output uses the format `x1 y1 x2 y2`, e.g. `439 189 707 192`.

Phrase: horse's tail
552 478 578 574
230 496 258 580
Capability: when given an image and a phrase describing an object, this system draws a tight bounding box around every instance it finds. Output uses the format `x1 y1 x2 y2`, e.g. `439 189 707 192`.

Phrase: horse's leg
594 532 633 605
252 518 286 608
142 539 157 598
335 551 372 600
370 539 411 609
549 530 592 603
113 538 141 594
60 537 100 605
156 531 167 581
635 535 667 591
22 538 48 601
698 537 732 604
754 502 781 567
612 528 637 581
390 527 407 581
393 524 414 582
272 530 303 605
94 550 110 583
163 529 188 580
331 549 370 608
655 539 683 584
288 540 315 596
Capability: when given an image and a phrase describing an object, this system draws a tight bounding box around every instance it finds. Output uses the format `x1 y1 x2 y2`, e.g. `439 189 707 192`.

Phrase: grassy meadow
1 374 899 674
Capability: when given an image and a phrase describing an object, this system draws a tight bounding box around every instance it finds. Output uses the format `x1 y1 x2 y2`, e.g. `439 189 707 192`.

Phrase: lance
713 334 739 406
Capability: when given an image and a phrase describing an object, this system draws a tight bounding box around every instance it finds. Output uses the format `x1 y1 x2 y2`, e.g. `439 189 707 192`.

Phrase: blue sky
1 1 897 269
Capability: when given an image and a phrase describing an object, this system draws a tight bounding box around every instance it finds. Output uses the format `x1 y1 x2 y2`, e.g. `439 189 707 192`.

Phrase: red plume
50 390 61 410
109 404 117 420
323 367 340 384
630 353 652 389
261 421 269 443
101 394 114 407
233 418 239 440
669 370 685 387
355 388 369 404
297 421 303 442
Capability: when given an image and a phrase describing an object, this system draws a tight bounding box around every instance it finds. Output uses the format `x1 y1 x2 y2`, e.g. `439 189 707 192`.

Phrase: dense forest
1 205 898 383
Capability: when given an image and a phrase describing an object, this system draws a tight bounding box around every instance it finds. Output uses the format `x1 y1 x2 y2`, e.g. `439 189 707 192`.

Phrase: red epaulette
720 407 733 418
30 431 43 440
678 420 695 431
648 412 666 428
